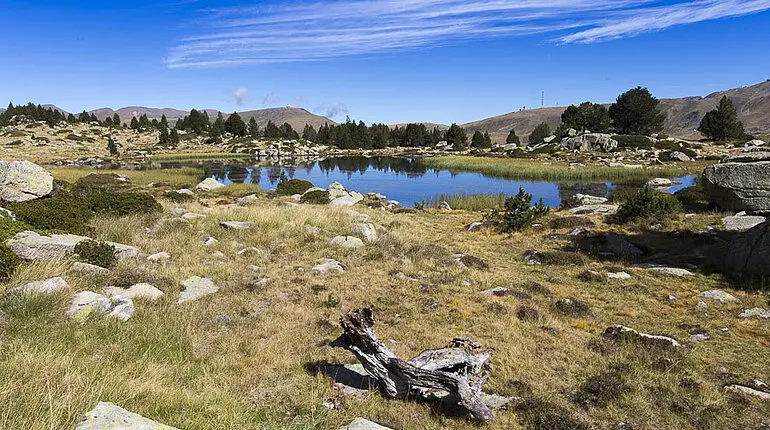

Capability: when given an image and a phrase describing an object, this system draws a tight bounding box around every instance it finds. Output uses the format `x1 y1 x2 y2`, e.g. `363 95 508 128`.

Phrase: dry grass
0 186 768 429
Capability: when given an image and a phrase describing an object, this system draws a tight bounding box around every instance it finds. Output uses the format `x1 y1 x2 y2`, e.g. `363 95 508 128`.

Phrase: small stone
236 194 258 203
481 287 510 297
67 291 111 321
246 265 265 273
196 178 225 192
181 212 206 220
337 418 393 430
75 402 178 429
608 272 631 280
667 295 678 302
689 333 711 342
305 225 323 235
9 277 69 294
169 208 188 216
202 237 219 247
697 290 739 303
352 223 378 243
175 188 194 196
106 296 135 321
220 221 256 230
603 325 681 348
104 283 164 302
177 276 219 304
724 384 770 400
738 308 770 319
439 201 452 210
312 258 346 274
147 252 171 263
330 236 365 249
648 267 694 277
237 247 261 256
72 262 110 275
696 301 709 309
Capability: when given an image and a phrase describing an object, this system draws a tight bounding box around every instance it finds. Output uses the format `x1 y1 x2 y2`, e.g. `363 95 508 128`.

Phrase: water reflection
151 156 695 207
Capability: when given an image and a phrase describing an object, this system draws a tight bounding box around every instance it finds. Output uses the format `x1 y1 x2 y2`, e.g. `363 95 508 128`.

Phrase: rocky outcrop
703 152 770 213
0 160 54 202
6 231 138 261
560 133 618 152
723 220 770 279
195 177 225 192
76 402 178 429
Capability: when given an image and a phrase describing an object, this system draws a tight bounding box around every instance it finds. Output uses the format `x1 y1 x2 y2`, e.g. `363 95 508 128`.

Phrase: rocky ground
0 160 768 429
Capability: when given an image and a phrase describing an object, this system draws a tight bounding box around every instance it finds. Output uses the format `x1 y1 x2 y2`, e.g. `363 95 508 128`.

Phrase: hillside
464 80 770 140
90 107 189 121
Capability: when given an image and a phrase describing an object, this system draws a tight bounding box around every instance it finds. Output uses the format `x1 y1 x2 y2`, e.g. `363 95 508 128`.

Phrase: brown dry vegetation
0 170 768 429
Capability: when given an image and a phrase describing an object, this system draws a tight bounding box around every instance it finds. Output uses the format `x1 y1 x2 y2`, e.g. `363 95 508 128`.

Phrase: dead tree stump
331 307 500 422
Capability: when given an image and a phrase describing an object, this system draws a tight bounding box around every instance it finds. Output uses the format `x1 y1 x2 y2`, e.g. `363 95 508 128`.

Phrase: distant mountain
464 80 770 140
87 106 334 131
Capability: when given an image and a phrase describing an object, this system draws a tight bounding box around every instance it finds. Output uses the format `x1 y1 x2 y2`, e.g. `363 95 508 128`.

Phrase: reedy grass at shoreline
420 156 708 183
428 193 506 211
49 167 205 188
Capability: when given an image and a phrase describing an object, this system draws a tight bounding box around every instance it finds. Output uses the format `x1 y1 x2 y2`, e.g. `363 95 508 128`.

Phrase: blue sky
2 0 769 125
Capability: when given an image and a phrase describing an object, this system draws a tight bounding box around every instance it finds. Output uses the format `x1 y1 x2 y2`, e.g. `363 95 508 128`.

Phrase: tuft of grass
428 193 505 211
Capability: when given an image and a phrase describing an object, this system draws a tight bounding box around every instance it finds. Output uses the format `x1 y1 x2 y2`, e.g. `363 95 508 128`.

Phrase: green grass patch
420 156 697 184
428 193 506 211
149 153 253 162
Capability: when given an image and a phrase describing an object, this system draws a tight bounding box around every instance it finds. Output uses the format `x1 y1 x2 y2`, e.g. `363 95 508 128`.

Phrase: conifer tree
506 128 520 145
698 96 744 141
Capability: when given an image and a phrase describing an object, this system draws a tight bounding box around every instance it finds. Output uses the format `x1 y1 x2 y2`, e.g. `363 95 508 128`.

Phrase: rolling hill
464 80 770 140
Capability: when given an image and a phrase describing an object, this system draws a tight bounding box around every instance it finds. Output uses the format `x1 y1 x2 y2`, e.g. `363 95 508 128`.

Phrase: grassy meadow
0 167 767 429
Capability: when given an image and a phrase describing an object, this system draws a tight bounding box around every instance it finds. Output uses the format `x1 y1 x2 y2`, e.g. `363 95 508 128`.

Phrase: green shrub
552 297 591 317
0 244 20 281
616 188 682 223
613 135 654 150
577 270 606 284
162 191 195 203
72 174 131 194
86 191 161 216
486 187 549 233
573 367 630 408
6 140 23 146
300 190 330 205
0 217 36 242
73 240 116 269
533 251 589 266
276 178 314 196
11 196 93 234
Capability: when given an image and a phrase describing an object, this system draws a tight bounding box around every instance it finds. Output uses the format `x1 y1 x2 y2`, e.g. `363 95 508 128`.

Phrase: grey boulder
330 236 365 249
0 160 54 202
177 276 218 304
703 153 770 212
76 402 178 430
352 223 378 243
338 418 393 430
8 277 69 295
561 133 618 152
6 231 138 261
195 177 225 192
723 221 770 279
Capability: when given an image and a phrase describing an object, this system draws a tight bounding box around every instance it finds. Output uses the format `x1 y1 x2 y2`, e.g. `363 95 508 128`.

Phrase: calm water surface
154 156 696 207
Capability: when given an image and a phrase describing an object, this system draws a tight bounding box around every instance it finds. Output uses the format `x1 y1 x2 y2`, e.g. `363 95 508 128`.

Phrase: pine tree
224 112 247 136
170 128 180 146
130 117 139 130
528 123 551 145
248 117 260 138
302 124 317 142
506 128 520 145
107 136 119 156
609 87 666 135
698 96 744 141
264 120 281 139
160 114 169 129
445 123 468 150
89 113 99 124
79 111 90 122
112 113 121 127
471 130 486 148
561 102 611 133
483 131 492 147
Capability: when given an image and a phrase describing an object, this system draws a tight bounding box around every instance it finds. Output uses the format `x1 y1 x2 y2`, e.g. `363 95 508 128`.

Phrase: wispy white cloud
232 87 250 106
166 0 770 68
315 102 349 119
262 92 281 106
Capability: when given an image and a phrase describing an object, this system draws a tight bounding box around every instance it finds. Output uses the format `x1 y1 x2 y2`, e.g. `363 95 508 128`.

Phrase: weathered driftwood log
330 307 498 422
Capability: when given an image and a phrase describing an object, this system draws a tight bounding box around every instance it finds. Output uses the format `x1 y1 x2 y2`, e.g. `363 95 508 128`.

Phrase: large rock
330 236 365 249
5 231 138 261
104 283 165 302
561 133 618 152
195 177 226 192
76 402 179 429
177 276 218 304
723 220 770 279
703 153 770 212
67 292 134 322
331 192 364 206
8 277 68 295
352 223 378 243
721 214 766 231
337 418 393 430
0 160 54 202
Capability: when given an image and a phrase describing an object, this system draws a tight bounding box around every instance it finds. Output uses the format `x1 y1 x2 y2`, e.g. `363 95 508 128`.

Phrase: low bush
573 367 630 408
72 174 131 194
577 270 606 284
613 135 654 150
73 240 116 269
514 399 589 430
0 244 20 281
0 217 36 241
300 190 330 204
11 196 93 234
7 140 23 146
86 191 162 216
485 187 550 233
674 185 707 205
616 188 682 223
516 306 540 321
531 251 589 266
276 178 314 196
162 191 195 203
552 297 592 317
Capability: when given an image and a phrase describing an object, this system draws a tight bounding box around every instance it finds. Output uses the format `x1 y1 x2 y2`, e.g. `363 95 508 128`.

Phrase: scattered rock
724 384 770 400
454 253 490 270
236 247 261 256
104 283 164 302
305 225 323 235
608 272 631 280
72 262 110 275
466 222 485 232
0 160 54 202
177 276 219 304
6 231 138 261
147 252 171 263
343 209 370 221
697 290 739 303
337 418 393 430
330 236 365 249
331 193 364 206
220 221 256 230
327 182 348 199
646 266 694 277
246 265 265 273
724 220 770 279
67 292 134 322
481 287 510 297
352 223 378 243
8 277 68 294
236 194 258 203
439 201 452 210
667 151 691 162
195 177 225 192
721 214 766 231
569 204 619 215
181 212 206 220
738 308 770 319
175 188 194 196
703 153 770 212
574 194 608 205
75 402 178 430
312 258 347 274
696 301 709 309
603 325 681 348
202 237 219 247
